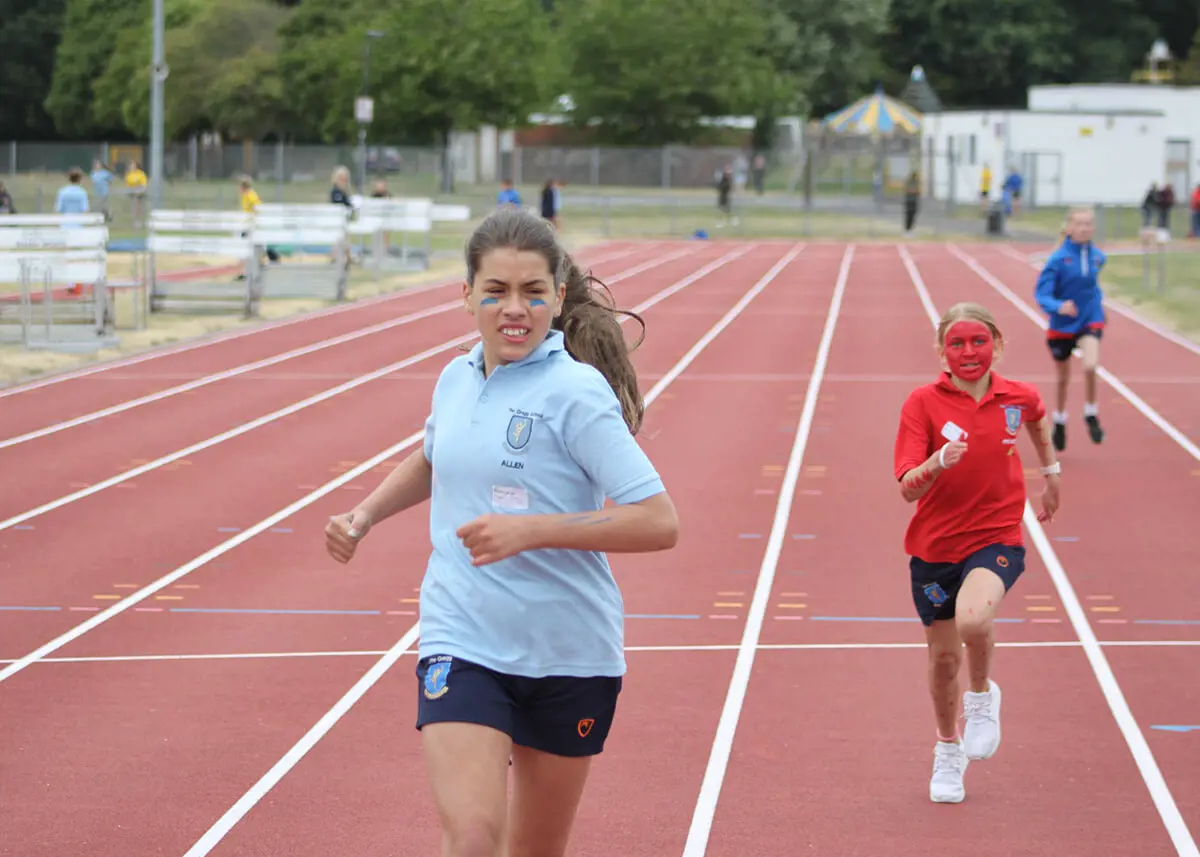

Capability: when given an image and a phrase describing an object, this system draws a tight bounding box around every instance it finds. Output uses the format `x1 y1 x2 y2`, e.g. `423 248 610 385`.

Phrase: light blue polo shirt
418 328 665 679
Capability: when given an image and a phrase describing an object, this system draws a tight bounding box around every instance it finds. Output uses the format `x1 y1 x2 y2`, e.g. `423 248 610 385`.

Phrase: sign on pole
355 97 375 124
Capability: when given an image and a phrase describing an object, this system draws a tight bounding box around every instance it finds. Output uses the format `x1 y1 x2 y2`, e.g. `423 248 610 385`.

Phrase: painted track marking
905 244 1199 857
680 244 854 857
0 248 688 450
0 242 765 682
946 244 1200 463
0 249 707 533
10 638 1200 667
176 242 807 857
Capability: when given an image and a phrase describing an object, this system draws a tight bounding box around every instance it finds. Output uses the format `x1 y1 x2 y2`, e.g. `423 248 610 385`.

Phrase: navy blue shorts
415 654 622 758
1047 328 1102 362
910 543 1026 626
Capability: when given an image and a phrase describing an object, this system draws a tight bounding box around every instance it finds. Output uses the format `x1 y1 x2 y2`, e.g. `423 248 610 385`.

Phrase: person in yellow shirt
980 164 992 211
237 176 278 272
126 160 148 223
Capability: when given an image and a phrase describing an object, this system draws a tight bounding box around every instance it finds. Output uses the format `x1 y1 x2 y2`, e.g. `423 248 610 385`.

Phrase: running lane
0 242 642 437
958 242 1200 445
912 242 1200 844
917 243 1200 639
0 244 808 857
0 245 737 654
698 244 1181 856
0 249 679 520
154 243 848 857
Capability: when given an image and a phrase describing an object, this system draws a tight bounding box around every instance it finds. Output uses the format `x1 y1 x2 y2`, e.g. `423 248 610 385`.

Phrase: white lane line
680 244 854 857
0 243 643 399
0 243 763 683
905 244 1199 857
0 249 706 533
176 242 806 857
946 243 1200 464
0 248 688 450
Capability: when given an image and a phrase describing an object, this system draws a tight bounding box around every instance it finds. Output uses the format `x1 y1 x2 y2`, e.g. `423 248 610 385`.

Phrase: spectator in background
716 164 734 227
903 170 921 236
370 179 391 199
56 167 90 216
1157 183 1175 234
56 168 90 296
540 177 558 228
125 160 148 224
1002 168 1022 217
237 175 278 270
1190 183 1200 239
979 163 992 211
752 153 766 196
91 159 114 222
0 180 15 214
331 166 354 209
1141 183 1160 230
497 178 521 208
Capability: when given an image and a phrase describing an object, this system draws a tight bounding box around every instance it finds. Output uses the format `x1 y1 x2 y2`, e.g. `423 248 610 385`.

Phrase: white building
1028 84 1199 194
920 107 1168 207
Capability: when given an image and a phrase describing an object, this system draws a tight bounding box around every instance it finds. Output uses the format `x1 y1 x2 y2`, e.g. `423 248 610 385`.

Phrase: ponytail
552 257 646 433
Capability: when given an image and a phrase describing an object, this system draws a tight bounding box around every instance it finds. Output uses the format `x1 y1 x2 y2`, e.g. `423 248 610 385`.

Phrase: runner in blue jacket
1034 207 1106 452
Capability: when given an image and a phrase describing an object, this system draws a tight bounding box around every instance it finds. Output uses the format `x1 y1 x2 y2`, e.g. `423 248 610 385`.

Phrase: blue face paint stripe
530 298 546 307
480 297 499 305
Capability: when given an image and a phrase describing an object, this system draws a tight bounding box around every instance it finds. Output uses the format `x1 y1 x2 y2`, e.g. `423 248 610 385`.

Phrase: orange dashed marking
400 598 419 604
93 594 121 601
1086 595 1114 601
780 592 807 597
714 601 744 608
717 591 744 596
1091 606 1122 613
174 584 200 590
776 603 807 609
1026 605 1057 612
154 595 184 601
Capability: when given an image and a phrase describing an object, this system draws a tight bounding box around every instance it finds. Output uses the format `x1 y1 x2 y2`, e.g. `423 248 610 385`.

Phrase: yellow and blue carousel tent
822 84 922 136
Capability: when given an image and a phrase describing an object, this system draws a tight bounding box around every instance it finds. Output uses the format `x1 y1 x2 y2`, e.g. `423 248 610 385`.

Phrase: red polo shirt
894 372 1046 563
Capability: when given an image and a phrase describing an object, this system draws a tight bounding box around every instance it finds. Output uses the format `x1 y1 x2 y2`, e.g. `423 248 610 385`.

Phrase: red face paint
943 320 994 382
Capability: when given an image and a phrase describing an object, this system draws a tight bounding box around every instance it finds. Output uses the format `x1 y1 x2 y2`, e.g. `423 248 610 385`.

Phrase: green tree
44 0 146 138
554 0 778 144
87 0 290 140
880 0 1072 108
299 0 555 189
0 0 67 140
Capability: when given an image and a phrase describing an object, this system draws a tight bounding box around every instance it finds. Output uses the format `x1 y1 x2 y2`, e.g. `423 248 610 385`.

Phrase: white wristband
1040 462 1061 476
938 445 948 469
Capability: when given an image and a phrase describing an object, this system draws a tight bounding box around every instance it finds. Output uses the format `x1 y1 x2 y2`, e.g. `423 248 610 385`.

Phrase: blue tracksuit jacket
1034 238 1106 337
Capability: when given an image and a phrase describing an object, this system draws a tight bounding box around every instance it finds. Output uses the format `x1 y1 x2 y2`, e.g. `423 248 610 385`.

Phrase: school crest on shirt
505 414 535 453
1002 405 1023 436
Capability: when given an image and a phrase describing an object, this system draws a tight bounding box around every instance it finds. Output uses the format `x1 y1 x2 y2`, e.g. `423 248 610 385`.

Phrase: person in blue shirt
55 168 90 217
497 178 521 208
324 206 679 857
1034 206 1106 452
90 159 114 222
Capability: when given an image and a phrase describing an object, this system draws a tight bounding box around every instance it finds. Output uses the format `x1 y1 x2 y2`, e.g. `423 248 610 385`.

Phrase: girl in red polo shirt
894 302 1062 805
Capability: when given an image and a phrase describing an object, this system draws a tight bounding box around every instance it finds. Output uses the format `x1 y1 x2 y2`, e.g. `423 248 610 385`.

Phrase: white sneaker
962 681 1002 760
930 740 969 803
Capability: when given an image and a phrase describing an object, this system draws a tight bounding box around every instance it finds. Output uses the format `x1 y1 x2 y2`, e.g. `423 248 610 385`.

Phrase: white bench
349 198 473 274
147 210 259 317
251 203 351 302
0 214 117 352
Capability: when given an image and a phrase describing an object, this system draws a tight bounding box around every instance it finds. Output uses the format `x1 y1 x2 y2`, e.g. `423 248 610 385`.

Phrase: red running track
0 240 1197 857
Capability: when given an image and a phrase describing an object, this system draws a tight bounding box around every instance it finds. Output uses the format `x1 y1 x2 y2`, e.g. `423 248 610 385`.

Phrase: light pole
148 0 168 212
356 29 385 194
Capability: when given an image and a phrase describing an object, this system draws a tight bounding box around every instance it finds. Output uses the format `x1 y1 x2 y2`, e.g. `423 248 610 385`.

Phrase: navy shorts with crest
415 654 622 758
909 543 1026 626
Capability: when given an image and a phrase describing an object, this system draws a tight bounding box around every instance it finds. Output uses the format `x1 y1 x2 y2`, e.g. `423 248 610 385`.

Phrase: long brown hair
464 208 647 433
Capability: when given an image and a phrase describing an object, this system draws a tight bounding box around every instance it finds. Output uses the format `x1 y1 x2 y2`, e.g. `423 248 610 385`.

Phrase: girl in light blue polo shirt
325 207 678 856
